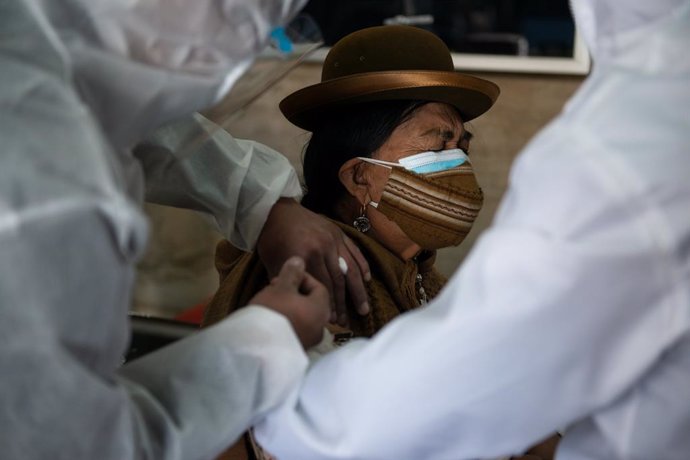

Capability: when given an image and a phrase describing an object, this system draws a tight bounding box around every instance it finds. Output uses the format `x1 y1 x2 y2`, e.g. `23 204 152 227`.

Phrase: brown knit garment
202 220 447 335
202 219 447 460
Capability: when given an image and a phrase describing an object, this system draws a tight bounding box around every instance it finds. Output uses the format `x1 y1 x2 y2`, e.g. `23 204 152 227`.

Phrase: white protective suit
0 0 310 459
252 1 690 459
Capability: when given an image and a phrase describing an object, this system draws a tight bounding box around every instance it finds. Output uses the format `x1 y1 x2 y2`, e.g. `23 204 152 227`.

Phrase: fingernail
286 256 305 269
358 302 370 315
364 272 372 282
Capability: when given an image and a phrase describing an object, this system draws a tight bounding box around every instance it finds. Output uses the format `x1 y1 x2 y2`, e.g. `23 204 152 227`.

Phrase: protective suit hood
570 0 690 73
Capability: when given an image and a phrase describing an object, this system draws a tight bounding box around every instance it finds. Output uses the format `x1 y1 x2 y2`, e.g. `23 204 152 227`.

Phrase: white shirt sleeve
135 113 302 250
253 128 689 459
119 307 309 460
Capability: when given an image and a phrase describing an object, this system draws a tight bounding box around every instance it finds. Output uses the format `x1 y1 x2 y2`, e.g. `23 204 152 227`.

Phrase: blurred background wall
132 64 583 317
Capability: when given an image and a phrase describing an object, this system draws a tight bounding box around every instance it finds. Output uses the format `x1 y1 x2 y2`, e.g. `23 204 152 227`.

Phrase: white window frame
305 26 590 76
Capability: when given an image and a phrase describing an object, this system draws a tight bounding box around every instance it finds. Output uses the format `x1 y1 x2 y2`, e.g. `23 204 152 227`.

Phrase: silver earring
353 205 371 233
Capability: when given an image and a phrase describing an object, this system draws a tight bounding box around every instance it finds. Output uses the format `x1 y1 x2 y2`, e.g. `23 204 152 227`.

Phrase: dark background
302 0 576 57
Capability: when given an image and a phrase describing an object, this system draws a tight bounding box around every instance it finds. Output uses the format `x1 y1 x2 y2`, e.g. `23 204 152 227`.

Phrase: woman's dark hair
301 100 427 217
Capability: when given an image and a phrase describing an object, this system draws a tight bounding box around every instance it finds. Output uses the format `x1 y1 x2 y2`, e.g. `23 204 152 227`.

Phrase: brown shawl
202 220 447 336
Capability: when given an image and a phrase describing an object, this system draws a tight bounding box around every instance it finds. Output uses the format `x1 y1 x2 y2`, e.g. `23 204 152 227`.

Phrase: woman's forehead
370 103 467 162
402 103 464 133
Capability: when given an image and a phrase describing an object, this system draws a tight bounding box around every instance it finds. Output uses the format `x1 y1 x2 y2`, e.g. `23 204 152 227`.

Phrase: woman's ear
338 158 370 205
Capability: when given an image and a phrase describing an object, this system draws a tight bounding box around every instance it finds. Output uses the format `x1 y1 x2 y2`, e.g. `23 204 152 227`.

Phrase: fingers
324 251 348 326
300 273 331 322
272 256 306 291
314 232 371 325
342 236 371 315
304 257 337 321
333 249 368 319
343 235 371 282
256 201 370 324
251 268 330 349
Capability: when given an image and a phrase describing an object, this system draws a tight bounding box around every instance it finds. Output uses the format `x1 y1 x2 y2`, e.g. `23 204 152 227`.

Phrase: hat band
282 70 499 115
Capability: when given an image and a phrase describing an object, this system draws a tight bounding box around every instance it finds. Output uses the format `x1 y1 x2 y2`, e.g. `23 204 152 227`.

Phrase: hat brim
280 70 500 131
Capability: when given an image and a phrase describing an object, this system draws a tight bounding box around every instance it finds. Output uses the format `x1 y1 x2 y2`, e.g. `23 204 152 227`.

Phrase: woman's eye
459 131 473 152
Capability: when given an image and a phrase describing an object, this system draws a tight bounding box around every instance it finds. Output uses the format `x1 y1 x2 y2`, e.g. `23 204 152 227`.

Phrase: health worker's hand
249 257 330 348
257 198 371 327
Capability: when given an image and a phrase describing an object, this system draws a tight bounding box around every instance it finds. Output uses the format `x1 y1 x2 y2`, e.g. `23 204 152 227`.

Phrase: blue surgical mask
357 148 468 174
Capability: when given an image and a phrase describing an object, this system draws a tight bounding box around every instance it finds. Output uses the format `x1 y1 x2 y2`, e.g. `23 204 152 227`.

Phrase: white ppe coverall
253 1 690 459
0 0 310 459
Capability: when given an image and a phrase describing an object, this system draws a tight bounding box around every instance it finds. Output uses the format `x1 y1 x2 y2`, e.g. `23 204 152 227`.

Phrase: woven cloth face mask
359 149 483 250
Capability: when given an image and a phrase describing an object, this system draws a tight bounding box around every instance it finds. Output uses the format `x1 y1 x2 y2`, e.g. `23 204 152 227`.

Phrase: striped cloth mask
358 149 483 250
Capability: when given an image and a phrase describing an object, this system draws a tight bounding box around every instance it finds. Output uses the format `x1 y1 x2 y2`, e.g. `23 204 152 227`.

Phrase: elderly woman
204 25 498 335
207 25 560 460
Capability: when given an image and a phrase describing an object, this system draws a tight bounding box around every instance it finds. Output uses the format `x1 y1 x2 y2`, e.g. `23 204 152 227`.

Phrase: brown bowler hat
280 25 500 131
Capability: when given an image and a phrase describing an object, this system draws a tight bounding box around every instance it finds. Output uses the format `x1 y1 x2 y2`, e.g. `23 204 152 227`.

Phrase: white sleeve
1 3 308 458
0 171 307 460
0 203 308 460
0 110 308 460
134 113 302 250
253 131 689 459
119 307 308 460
